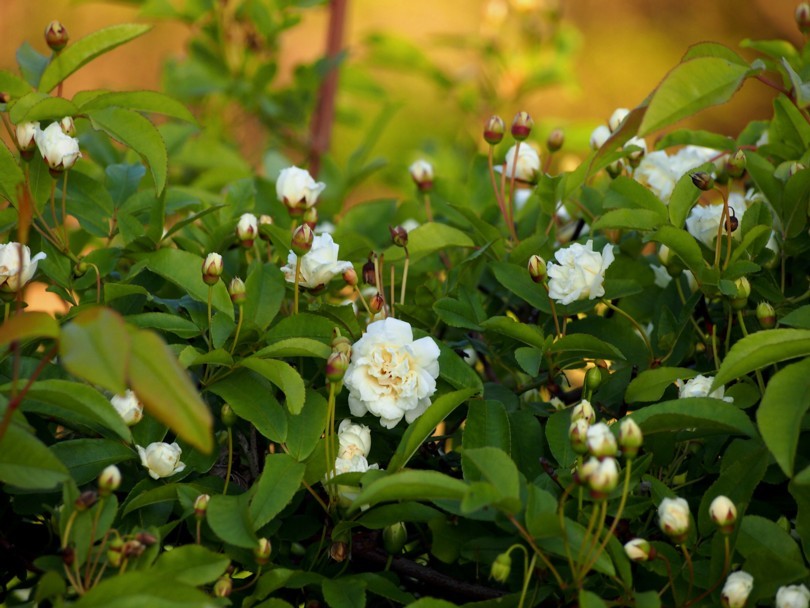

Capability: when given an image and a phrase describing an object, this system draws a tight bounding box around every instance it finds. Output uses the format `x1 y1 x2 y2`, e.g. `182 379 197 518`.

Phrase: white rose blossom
676 374 733 403
276 166 326 209
343 317 441 428
685 192 747 248
136 442 185 480
34 121 81 171
337 419 372 460
722 571 754 608
777 585 810 608
634 146 719 203
0 243 46 292
110 390 144 426
546 240 615 305
496 144 541 182
280 233 353 290
15 121 39 151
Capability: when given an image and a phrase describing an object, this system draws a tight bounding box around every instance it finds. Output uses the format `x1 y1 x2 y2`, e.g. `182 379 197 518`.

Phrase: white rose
15 121 39 151
136 442 185 480
608 107 630 133
110 390 144 426
546 240 615 305
280 233 353 290
676 374 732 402
337 419 372 459
658 496 691 539
634 146 719 203
624 538 651 561
722 571 754 608
0 243 46 292
589 125 611 150
496 144 541 182
685 193 747 248
236 213 258 243
34 121 81 171
409 159 434 184
777 585 810 608
651 264 672 288
333 453 379 507
276 166 326 209
344 317 441 428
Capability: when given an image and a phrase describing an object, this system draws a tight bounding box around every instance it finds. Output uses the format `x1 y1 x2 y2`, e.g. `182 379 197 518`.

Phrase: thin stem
577 501 607 583
399 249 410 305
542 282 562 338
61 170 69 244
518 550 536 608
713 190 728 269
711 324 720 371
737 310 765 393
557 482 577 577
223 427 233 495
507 514 567 590
423 192 434 223
389 264 395 318
196 518 202 544
374 254 387 318
88 263 102 304
207 286 214 349
487 146 508 224
683 536 732 608
61 510 79 548
682 544 695 602
82 498 105 586
657 553 679 607
230 304 244 355
0 344 58 441
603 299 653 363
507 141 521 239
48 180 60 247
354 285 372 316
294 256 302 315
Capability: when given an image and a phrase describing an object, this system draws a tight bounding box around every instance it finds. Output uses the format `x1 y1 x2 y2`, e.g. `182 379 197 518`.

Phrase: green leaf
625 367 698 403
73 572 215 608
136 248 233 319
243 263 285 332
60 307 128 396
39 24 152 93
127 312 202 339
549 333 626 364
0 423 69 489
546 409 577 469
526 485 561 539
50 439 135 485
480 316 545 348
128 328 213 453
0 311 59 349
0 70 33 98
631 398 757 438
207 493 258 548
648 226 708 276
10 94 78 124
350 470 468 512
780 306 810 329
207 369 287 443
668 167 706 229
462 400 511 452
383 222 474 263
153 545 229 586
757 358 810 477
242 358 305 415
592 209 664 231
77 90 196 123
432 297 483 330
254 338 331 359
639 57 751 136
462 447 520 513
249 454 305 530
322 578 366 608
0 140 23 204
714 329 810 389
655 129 736 152
580 590 608 608
88 107 167 195
388 388 478 471
285 390 328 461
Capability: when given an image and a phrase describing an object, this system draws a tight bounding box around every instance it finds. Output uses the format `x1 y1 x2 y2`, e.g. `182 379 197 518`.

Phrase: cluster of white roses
16 117 81 172
332 419 378 505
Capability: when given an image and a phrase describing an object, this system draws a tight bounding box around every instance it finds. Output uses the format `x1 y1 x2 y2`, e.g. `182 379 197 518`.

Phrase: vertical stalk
230 304 244 354
294 256 303 315
223 427 233 495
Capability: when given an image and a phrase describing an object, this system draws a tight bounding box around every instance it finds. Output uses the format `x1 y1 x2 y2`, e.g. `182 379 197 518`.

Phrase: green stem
230 304 244 355
557 482 577 577
507 514 567 590
543 282 563 338
0 344 58 442
737 310 765 393
354 285 372 316
207 286 214 349
294 256 302 315
518 553 537 608
399 249 409 306
603 299 653 363
682 544 695 602
423 192 433 223
61 510 79 548
61 170 69 244
223 427 233 495
82 500 106 587
657 553 679 607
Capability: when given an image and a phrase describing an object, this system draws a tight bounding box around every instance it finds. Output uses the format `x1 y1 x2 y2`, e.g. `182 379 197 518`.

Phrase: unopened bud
690 171 714 191
98 465 121 496
547 128 564 153
325 351 349 383
484 115 505 145
490 552 512 583
106 536 123 567
585 366 602 393
0 92 10 104
59 116 75 137
571 399 596 424
587 422 618 458
236 213 258 248
389 225 408 248
369 293 384 314
343 267 357 286
15 122 37 152
409 160 434 192
134 531 157 546
122 539 145 558
619 418 643 458
606 160 624 179
302 207 318 230
329 541 347 562
727 212 739 233
61 546 75 567
228 277 246 304
527 254 546 283
202 252 224 286
569 419 590 454
727 149 746 179
194 494 210 519
624 538 653 562
797 3 810 34
214 576 232 598
588 457 619 498
75 490 98 511
362 258 376 286
511 111 533 141
45 21 69 51
254 538 272 565
221 404 237 428
709 495 737 534
731 277 750 310
291 223 314 256
756 301 776 329
331 334 352 356
608 108 630 133
382 522 408 554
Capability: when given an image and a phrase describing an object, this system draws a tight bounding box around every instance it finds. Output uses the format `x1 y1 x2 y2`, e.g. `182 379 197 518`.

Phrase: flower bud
369 293 384 314
624 538 654 562
343 267 358 287
731 276 750 310
382 522 408 554
302 206 318 230
586 422 618 458
409 160 434 192
528 254 546 283
619 417 643 458
61 546 75 566
329 541 347 562
135 531 157 546
214 576 232 598
331 334 352 356
254 538 272 565
606 159 624 179
588 456 619 498
726 149 746 179
98 465 121 496
571 399 596 424
484 115 505 145
106 536 123 567
59 116 75 137
546 128 564 153
0 92 10 104
362 258 376 286
122 539 145 558
236 213 258 248
75 490 98 511
658 497 691 543
756 301 776 329
590 125 610 150
709 495 737 534
202 252 223 286
575 456 599 485
490 552 512 583
585 367 602 393
291 223 314 256
194 494 210 519
690 171 714 191
15 122 38 152
228 277 246 304
608 108 630 133
389 225 408 248
797 3 810 34
511 111 533 141
325 351 350 383
722 571 754 608
45 21 69 51
221 404 237 428
569 419 590 454
777 584 810 608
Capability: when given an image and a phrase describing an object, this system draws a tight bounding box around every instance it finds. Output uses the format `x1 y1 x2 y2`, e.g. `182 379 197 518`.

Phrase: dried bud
343 267 358 286
389 225 408 248
302 206 318 230
527 254 546 283
756 301 776 329
61 546 75 567
382 522 408 554
484 115 505 145
569 419 590 455
194 494 210 519
727 213 739 233
291 223 314 256
726 149 746 179
624 538 653 562
325 351 350 383
134 532 157 546
221 404 237 428
236 213 258 248
214 576 232 598
619 418 643 458
98 465 121 496
710 495 737 534
202 252 223 286
690 171 714 191
797 3 810 34
122 539 145 558
228 277 246 304
254 538 272 565
369 293 384 314
329 541 347 562
362 258 376 286
45 21 69 51
511 111 533 141
75 490 98 511
546 128 564 153
490 552 512 583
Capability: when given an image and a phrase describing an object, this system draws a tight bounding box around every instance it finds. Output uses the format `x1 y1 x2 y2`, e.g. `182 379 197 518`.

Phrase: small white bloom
624 538 651 561
709 495 737 529
546 240 615 305
236 213 258 242
110 390 144 426
409 159 434 185
280 233 353 290
337 419 372 460
136 442 185 480
496 144 541 182
608 108 630 133
0 243 46 292
34 121 81 171
589 125 611 150
15 121 39 151
722 571 754 608
588 456 619 494
344 318 440 428
658 496 691 540
586 422 618 458
276 166 326 209
777 584 810 608
98 464 122 493
651 264 672 288
676 374 733 403
685 193 747 248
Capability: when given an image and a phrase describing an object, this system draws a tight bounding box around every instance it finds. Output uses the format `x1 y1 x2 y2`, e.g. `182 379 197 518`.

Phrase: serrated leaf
631 398 757 438
10 94 78 124
713 329 810 389
207 493 258 549
242 358 305 415
249 454 305 530
77 90 196 123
